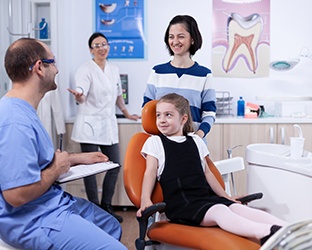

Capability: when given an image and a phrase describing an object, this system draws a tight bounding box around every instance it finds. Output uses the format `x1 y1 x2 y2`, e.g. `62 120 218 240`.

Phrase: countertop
215 116 312 124
66 116 312 124
65 116 142 124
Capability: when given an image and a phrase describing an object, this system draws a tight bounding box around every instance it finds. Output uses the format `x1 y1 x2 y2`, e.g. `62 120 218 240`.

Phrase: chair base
148 221 260 250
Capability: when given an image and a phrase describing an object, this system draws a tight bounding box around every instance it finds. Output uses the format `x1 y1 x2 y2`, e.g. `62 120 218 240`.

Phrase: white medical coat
71 60 122 145
37 89 66 138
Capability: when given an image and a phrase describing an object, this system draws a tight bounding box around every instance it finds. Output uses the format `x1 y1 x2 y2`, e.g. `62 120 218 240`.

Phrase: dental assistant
68 32 140 223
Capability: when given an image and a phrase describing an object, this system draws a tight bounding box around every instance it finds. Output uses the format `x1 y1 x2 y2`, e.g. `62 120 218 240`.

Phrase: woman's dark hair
158 93 194 136
88 32 108 48
164 15 202 56
5 38 48 82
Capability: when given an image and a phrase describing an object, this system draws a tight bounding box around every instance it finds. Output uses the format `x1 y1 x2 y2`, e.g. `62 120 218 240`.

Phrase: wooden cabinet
221 122 312 196
205 124 223 161
222 124 275 195
276 124 312 150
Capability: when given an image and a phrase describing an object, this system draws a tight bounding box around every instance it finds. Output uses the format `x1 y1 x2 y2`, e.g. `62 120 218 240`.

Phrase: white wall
2 0 312 118
58 0 215 117
0 0 10 97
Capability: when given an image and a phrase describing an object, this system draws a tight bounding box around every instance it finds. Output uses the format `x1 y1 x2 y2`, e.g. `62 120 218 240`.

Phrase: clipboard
56 162 120 184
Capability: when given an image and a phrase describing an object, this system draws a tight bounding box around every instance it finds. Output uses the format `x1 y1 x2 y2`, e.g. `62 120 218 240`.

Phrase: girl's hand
136 208 144 217
232 195 245 204
136 199 153 217
231 197 242 203
222 194 241 203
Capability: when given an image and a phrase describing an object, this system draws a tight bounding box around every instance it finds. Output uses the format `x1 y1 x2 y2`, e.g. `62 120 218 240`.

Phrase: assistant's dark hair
158 93 194 136
4 38 48 82
164 15 202 56
88 32 108 48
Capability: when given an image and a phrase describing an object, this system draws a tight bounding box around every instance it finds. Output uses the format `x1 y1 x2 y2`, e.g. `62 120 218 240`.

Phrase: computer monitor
120 74 128 104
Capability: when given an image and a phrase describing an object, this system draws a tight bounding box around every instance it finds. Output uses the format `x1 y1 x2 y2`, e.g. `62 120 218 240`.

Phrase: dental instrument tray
216 91 233 117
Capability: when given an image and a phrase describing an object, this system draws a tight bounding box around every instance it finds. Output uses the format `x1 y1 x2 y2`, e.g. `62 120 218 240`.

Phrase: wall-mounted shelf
39 38 51 42
29 0 58 59
7 23 48 38
31 0 51 40
6 0 53 39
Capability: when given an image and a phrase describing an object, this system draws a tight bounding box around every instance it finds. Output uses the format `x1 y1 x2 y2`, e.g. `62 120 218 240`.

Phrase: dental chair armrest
139 202 166 219
136 202 166 250
236 192 263 205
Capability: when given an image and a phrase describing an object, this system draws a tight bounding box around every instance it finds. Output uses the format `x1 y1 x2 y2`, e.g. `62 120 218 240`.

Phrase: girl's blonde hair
158 93 194 136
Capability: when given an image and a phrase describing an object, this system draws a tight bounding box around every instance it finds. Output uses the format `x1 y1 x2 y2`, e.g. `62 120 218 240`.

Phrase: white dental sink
246 143 312 222
246 143 312 177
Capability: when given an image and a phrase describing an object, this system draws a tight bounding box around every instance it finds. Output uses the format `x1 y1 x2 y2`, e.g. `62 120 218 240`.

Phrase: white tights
200 203 288 239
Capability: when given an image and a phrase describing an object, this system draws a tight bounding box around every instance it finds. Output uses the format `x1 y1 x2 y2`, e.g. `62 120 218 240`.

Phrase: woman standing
68 32 140 223
142 15 216 139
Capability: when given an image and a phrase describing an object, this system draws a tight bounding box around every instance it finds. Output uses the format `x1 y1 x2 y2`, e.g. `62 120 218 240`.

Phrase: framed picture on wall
94 0 146 59
212 0 270 78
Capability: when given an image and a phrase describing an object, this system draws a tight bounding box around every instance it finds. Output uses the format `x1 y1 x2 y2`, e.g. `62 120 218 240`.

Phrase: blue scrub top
0 97 75 248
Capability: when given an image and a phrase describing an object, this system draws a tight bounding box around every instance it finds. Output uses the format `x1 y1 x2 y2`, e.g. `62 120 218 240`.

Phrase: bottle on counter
39 18 48 39
237 96 245 117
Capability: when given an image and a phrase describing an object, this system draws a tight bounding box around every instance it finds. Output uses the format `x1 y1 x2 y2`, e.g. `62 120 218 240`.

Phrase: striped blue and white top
143 61 216 137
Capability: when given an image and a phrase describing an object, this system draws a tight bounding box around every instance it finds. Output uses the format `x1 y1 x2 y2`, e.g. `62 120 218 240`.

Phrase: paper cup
290 137 305 158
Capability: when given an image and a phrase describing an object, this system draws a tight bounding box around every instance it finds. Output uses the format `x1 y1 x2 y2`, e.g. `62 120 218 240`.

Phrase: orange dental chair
124 100 261 250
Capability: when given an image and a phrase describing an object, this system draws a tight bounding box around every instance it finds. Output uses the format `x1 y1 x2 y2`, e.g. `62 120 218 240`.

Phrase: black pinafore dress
159 134 235 226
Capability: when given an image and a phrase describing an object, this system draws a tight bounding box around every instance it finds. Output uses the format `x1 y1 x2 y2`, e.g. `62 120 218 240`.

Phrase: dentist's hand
70 152 109 166
52 149 71 176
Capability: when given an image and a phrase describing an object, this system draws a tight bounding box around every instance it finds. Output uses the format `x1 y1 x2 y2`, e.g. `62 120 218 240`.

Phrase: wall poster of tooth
212 0 270 78
95 0 145 59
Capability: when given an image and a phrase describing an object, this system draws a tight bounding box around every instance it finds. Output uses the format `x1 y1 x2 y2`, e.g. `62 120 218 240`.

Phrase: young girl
137 93 287 245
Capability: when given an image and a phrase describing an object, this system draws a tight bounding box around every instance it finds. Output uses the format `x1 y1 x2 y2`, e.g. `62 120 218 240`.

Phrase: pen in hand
59 134 63 151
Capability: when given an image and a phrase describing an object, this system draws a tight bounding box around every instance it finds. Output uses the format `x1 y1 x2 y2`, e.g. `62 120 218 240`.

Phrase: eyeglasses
91 42 109 49
29 58 56 71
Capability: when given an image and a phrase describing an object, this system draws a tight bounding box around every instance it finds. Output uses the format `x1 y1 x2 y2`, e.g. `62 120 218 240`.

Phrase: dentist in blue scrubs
0 38 127 250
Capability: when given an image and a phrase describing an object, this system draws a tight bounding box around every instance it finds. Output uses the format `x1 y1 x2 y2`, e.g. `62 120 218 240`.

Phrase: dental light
270 47 312 71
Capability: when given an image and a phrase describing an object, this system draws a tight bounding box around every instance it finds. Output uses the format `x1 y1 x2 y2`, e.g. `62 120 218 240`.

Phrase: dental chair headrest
142 100 161 135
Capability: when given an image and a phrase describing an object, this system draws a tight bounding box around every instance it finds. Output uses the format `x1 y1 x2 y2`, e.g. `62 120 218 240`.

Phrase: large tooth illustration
223 13 263 74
